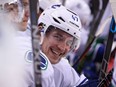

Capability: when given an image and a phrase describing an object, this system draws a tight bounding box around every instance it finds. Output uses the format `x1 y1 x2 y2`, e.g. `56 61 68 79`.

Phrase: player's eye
53 34 63 41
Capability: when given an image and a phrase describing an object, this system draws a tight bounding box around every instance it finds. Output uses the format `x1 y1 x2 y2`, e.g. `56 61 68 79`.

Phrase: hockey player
0 1 31 87
38 4 99 87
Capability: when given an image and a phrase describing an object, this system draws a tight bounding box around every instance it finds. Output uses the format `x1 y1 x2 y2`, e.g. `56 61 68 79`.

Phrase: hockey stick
73 0 109 74
98 0 116 86
29 0 42 87
97 47 116 87
73 16 112 74
99 16 116 82
87 0 109 47
97 68 114 87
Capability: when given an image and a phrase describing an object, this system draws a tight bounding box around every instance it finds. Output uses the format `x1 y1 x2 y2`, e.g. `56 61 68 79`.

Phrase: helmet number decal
70 15 79 28
72 15 78 22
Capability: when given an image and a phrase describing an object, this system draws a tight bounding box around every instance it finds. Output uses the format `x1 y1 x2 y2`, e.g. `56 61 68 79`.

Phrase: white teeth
52 50 59 55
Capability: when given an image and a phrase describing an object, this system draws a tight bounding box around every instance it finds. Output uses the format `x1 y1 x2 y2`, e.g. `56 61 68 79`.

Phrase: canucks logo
25 51 48 70
25 50 33 63
39 54 48 70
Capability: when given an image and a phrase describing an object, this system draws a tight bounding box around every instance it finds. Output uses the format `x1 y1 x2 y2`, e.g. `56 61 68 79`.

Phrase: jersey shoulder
40 51 54 78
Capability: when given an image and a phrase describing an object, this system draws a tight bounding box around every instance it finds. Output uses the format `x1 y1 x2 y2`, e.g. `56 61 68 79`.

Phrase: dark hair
45 25 57 36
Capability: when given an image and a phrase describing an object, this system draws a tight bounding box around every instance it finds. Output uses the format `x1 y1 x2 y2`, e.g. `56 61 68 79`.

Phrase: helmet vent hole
67 29 69 31
58 17 65 22
53 17 61 24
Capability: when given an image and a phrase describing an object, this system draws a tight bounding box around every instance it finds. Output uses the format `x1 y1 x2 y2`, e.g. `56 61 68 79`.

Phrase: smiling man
37 4 91 87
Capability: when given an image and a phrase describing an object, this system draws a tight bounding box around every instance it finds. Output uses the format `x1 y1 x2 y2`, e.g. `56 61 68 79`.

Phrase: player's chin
50 56 61 64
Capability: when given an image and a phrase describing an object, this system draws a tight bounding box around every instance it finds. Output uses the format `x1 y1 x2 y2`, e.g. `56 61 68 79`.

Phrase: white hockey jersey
52 58 88 87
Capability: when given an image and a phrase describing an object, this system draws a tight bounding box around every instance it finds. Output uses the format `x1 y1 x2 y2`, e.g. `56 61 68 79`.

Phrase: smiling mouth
51 48 63 57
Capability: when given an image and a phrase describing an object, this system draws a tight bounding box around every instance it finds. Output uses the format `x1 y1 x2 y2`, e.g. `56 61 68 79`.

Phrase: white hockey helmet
65 0 92 27
38 4 82 50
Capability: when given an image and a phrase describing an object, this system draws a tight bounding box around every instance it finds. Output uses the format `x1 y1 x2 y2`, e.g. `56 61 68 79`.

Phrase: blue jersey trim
78 78 88 86
39 53 48 70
